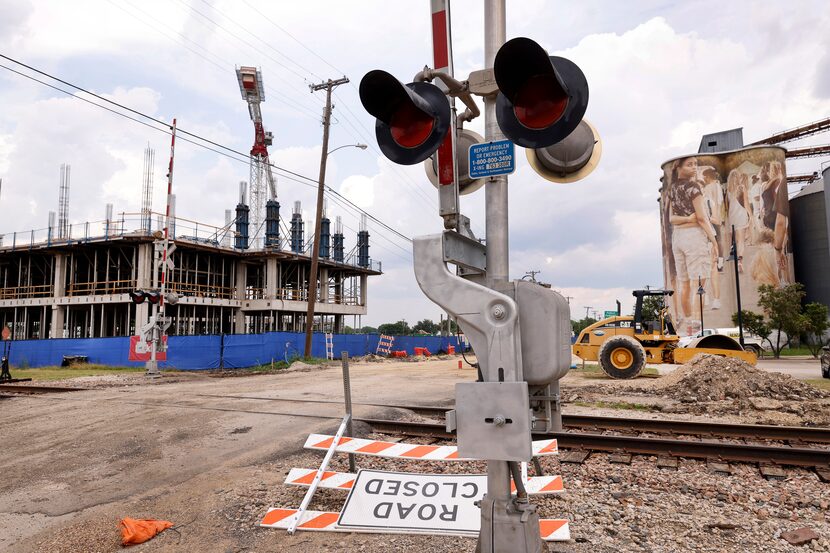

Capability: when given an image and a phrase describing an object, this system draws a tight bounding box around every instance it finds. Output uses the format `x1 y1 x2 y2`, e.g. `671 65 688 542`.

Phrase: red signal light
390 103 435 148
513 75 568 130
493 38 588 148
359 70 450 165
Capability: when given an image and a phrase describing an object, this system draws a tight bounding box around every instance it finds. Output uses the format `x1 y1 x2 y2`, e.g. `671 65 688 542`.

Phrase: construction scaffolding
0 212 380 340
58 164 70 239
141 145 155 231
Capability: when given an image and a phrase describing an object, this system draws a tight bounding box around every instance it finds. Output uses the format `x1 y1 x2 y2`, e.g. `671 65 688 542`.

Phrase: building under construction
0 166 380 340
0 65 382 341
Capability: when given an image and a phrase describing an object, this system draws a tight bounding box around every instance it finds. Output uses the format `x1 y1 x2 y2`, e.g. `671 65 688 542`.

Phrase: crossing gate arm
286 415 350 534
303 433 558 460
261 508 570 541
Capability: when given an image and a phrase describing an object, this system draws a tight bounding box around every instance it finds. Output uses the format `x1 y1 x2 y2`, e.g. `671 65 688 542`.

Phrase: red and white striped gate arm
303 434 558 460
260 507 571 541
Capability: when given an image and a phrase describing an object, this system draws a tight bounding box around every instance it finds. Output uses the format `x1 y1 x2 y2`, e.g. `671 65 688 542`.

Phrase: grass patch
778 347 816 357
8 364 146 381
574 363 660 378
236 361 291 374
572 400 656 412
806 379 830 391
290 356 331 365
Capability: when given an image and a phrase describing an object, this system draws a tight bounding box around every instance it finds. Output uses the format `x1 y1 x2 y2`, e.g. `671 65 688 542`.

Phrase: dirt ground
1 356 828 552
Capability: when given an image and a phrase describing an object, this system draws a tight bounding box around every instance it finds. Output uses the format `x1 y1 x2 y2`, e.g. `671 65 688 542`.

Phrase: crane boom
236 66 278 243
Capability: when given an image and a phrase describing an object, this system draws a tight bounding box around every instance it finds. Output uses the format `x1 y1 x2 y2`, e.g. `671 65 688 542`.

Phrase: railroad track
355 418 830 470
0 384 85 395
15 390 829 469
197 394 830 445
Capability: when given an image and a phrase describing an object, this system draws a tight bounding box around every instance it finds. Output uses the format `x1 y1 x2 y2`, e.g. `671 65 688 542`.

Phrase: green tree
359 325 378 334
378 320 411 336
803 302 829 359
342 326 356 335
571 317 597 335
757 283 808 358
732 310 773 351
412 319 439 334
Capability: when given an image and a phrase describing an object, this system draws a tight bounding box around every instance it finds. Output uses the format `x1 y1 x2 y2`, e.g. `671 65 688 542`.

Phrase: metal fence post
341 351 356 472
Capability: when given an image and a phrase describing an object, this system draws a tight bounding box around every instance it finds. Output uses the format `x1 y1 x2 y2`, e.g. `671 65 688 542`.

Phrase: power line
106 0 324 121
239 0 347 77
331 91 439 210
227 3 437 214
199 1 438 216
193 0 325 83
0 54 412 244
174 0 313 83
105 0 432 228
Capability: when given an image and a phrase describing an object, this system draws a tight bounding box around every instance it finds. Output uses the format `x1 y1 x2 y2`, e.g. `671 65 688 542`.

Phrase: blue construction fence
6 332 465 370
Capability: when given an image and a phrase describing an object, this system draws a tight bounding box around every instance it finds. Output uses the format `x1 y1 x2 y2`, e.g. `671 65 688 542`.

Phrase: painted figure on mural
667 157 718 334
726 169 750 272
700 166 724 310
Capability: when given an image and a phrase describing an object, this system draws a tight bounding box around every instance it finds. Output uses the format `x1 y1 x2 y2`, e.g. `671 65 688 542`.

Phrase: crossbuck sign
337 469 487 534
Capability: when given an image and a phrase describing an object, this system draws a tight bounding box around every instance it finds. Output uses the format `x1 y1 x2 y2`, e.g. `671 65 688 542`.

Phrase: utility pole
304 77 350 358
583 306 592 319
522 270 541 282
147 119 176 376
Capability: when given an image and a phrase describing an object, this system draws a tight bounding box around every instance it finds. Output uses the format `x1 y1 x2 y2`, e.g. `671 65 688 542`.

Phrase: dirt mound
658 354 825 402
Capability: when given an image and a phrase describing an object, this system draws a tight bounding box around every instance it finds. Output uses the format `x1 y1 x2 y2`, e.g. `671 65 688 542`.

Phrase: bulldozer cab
632 289 676 338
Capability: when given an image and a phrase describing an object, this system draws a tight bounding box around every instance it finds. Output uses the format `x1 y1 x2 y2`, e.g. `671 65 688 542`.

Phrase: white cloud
1 1 830 328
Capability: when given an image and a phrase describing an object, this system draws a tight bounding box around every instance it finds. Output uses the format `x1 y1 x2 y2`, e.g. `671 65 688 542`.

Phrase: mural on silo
659 146 793 336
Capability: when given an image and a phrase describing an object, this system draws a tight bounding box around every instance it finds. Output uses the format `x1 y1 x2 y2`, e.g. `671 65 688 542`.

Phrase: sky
1 0 829 327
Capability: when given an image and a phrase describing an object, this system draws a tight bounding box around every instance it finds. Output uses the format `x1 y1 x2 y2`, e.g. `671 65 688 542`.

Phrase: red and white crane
236 66 277 242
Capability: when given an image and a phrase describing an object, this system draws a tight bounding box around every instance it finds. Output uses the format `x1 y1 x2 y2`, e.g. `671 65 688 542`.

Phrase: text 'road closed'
337 469 487 533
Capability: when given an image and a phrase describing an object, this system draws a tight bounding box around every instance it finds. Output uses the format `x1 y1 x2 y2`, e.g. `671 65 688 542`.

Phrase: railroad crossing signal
129 290 160 305
360 37 599 186
359 70 451 165
155 242 176 271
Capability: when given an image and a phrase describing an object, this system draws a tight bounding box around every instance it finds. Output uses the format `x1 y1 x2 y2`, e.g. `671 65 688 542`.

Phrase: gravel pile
657 354 826 403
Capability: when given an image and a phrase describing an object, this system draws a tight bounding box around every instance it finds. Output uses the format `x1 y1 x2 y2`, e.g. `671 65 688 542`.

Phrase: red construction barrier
413 347 432 357
392 350 408 358
446 345 455 355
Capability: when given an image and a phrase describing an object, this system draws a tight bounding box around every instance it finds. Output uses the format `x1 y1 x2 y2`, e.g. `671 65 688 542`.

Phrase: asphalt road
652 356 825 380
756 356 825 380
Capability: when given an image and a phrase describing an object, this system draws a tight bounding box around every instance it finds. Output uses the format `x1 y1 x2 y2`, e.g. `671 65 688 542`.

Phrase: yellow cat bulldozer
572 289 757 379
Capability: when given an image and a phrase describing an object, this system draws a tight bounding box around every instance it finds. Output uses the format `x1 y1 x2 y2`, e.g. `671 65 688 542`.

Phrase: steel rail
8 391 829 467
195 394 830 444
0 384 85 394
561 414 830 444
355 419 830 469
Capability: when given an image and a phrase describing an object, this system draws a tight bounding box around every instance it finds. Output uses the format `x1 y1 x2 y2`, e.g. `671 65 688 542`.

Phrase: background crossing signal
359 70 451 165
494 37 589 149
129 290 161 305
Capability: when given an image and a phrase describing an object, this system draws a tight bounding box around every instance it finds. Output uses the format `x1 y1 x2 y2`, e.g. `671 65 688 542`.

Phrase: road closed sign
337 469 486 534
